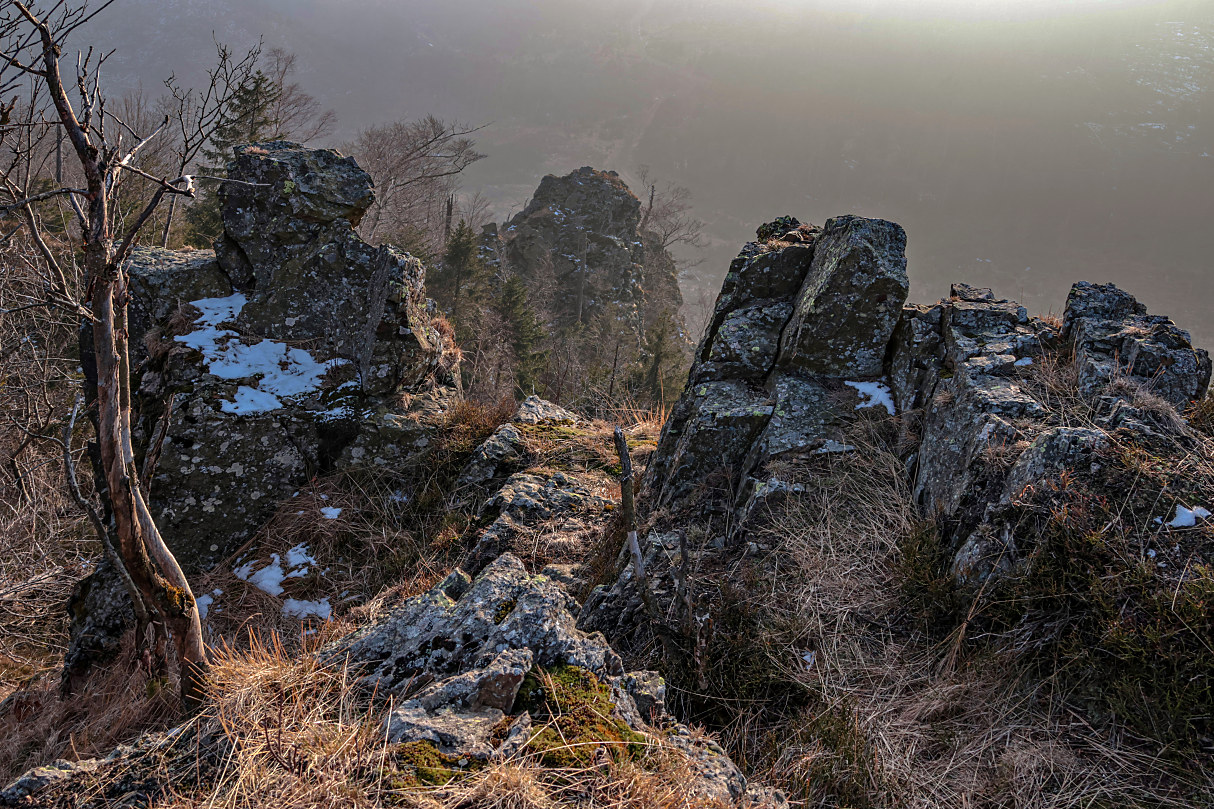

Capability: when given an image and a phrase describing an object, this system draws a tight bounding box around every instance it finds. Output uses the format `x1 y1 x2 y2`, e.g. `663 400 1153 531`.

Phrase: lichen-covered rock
951 427 1108 585
646 215 908 513
647 380 773 510
317 554 785 806
512 394 579 425
133 142 459 572
776 215 909 378
1063 281 1211 407
67 142 461 676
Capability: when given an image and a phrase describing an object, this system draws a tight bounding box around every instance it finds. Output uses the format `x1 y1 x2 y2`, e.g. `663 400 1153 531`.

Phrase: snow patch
195 593 214 620
1014 357 1034 367
235 554 286 597
177 294 347 415
320 506 343 520
282 598 332 621
1167 505 1211 528
845 380 896 416
284 543 319 577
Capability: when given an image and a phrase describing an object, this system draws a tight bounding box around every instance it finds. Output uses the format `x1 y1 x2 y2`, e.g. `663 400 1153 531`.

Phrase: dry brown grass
669 408 1214 808
147 631 731 809
0 635 178 782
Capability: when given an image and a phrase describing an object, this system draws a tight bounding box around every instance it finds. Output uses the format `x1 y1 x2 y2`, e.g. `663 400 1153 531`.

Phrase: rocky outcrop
134 142 459 572
644 215 909 512
8 555 787 809
1063 281 1212 406
66 142 461 678
481 167 685 340
588 215 1211 644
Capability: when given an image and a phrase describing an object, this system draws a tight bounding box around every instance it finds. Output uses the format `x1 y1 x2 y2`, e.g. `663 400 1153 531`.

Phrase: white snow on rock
1014 357 1034 367
845 380 896 416
282 597 332 621
177 294 347 415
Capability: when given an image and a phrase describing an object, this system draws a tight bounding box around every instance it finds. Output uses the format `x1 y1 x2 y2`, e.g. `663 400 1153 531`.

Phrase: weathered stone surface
646 215 908 513
456 423 526 492
126 248 230 369
134 142 459 572
0 759 100 803
647 379 773 510
776 215 909 378
329 555 622 695
67 142 462 676
910 284 1050 517
951 427 1108 585
15 556 785 808
1063 281 1210 407
512 394 579 425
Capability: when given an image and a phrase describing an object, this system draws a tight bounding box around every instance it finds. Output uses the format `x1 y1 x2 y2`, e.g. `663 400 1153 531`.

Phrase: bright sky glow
757 0 1175 22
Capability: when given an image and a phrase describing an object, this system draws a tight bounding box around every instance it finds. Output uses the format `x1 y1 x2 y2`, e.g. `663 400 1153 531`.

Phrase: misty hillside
93 0 1214 346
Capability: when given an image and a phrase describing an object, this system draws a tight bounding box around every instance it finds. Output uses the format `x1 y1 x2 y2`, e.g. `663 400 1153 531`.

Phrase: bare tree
1 0 210 708
262 47 336 143
157 38 261 246
348 115 485 253
635 164 705 253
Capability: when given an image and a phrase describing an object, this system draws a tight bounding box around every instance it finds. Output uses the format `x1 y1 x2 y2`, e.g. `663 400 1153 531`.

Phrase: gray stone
492 166 686 344
776 215 909 378
1063 281 1210 407
513 395 579 425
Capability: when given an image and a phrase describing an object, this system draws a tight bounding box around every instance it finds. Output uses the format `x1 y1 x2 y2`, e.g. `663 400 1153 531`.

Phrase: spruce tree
432 220 489 333
496 274 547 396
183 70 282 245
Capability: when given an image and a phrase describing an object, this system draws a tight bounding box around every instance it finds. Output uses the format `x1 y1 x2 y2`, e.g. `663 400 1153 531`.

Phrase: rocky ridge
585 214 1211 638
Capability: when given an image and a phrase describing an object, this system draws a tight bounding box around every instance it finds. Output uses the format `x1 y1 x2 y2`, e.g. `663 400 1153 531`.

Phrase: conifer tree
184 70 281 244
432 220 489 333
496 274 546 396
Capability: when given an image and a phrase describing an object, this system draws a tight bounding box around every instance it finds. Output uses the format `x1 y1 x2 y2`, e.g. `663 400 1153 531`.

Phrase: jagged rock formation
66 142 460 678
136 142 460 570
643 215 909 512
480 167 684 338
586 215 1211 640
5 554 786 808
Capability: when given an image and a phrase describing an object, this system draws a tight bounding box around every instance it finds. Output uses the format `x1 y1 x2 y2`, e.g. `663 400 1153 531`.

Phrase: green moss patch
386 741 482 789
514 665 647 767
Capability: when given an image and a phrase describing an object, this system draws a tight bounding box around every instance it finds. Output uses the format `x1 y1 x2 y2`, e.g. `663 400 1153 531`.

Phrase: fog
99 0 1214 344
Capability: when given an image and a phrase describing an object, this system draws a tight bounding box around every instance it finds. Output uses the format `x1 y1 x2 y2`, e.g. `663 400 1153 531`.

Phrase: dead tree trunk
7 0 209 709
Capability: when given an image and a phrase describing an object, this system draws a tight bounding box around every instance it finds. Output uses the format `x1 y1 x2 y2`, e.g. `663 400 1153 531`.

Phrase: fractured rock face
776 215 909 378
635 217 1211 605
482 166 685 342
323 553 786 807
134 142 459 572
645 215 909 511
1063 281 1211 407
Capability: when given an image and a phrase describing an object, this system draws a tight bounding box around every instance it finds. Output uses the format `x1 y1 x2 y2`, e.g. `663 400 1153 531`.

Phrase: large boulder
66 142 461 677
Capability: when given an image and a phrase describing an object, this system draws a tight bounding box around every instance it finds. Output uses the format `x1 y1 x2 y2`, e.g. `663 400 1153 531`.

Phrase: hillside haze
97 0 1214 345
